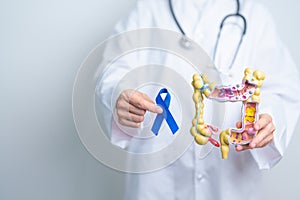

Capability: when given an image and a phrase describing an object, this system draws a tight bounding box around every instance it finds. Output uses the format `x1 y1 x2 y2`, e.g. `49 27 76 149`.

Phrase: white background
0 0 299 199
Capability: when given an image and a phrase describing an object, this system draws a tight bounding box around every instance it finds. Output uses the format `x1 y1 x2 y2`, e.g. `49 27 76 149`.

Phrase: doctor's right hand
116 89 163 128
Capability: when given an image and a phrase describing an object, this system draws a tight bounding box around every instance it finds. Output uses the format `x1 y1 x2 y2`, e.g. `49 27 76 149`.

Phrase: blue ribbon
151 88 179 135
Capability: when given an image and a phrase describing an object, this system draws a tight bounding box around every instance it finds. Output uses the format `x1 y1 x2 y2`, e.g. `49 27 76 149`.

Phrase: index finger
129 92 163 114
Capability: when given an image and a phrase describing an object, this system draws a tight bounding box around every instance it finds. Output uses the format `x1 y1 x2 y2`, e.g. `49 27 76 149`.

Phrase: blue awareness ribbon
151 88 179 135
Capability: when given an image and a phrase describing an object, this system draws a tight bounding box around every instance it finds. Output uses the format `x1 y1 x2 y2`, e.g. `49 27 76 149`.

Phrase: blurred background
0 0 299 199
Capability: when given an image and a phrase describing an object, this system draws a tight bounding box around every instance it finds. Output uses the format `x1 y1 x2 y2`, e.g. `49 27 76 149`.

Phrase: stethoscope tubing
169 0 247 70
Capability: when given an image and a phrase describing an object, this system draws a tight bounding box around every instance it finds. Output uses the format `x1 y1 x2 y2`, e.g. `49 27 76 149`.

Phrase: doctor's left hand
235 113 276 151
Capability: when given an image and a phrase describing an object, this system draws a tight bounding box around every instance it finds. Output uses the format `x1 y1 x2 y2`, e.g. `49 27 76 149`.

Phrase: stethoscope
169 0 247 70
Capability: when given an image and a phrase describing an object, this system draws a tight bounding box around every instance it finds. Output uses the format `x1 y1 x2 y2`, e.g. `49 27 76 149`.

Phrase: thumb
236 121 242 128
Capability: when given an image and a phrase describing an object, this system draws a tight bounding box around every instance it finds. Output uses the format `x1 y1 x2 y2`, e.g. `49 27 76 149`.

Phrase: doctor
97 0 300 200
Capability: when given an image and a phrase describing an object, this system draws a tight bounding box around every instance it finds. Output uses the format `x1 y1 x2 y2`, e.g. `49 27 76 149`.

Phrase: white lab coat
96 0 300 200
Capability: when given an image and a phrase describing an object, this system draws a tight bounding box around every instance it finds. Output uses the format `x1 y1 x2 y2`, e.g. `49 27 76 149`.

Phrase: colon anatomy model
190 68 265 159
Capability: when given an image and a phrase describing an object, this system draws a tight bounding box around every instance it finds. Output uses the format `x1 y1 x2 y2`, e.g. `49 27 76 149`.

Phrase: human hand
116 89 163 128
235 113 276 151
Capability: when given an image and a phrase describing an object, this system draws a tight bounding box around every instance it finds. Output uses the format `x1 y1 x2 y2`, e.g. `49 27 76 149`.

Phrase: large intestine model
190 68 265 159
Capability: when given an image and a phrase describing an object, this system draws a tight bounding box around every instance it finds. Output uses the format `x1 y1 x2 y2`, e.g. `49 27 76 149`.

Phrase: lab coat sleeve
95 0 152 149
248 7 300 170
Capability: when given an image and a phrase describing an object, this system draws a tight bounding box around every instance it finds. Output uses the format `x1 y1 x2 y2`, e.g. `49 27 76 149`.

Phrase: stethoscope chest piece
180 36 192 49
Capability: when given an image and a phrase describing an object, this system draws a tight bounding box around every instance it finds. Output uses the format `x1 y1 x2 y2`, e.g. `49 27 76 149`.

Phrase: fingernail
156 106 163 113
251 143 256 148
